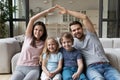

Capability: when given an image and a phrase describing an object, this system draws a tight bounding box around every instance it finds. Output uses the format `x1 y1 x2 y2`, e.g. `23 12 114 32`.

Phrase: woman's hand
56 4 67 14
46 5 57 13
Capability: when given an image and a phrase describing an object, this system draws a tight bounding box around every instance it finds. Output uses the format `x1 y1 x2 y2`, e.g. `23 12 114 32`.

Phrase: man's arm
56 5 96 34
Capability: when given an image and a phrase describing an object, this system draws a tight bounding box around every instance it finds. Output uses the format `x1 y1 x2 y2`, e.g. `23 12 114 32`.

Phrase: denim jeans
62 67 87 80
87 63 120 80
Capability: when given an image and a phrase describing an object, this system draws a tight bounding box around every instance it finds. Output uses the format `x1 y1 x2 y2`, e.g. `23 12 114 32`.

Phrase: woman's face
47 39 57 53
34 25 44 40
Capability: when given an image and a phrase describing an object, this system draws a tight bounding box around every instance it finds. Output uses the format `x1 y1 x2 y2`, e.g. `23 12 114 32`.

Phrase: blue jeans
62 67 87 80
87 63 120 80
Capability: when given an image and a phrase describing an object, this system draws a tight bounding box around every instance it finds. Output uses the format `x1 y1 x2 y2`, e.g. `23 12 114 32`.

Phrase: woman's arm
56 5 96 34
26 6 57 37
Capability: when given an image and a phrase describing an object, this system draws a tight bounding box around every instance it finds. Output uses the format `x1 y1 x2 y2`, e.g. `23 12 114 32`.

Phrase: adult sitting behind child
41 37 63 80
59 32 87 80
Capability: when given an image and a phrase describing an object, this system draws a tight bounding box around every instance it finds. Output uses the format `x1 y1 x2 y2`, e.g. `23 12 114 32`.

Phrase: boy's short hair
60 32 74 45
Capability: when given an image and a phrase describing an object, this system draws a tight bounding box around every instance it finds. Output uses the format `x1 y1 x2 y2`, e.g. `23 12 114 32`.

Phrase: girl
41 37 63 80
59 32 87 80
10 6 56 80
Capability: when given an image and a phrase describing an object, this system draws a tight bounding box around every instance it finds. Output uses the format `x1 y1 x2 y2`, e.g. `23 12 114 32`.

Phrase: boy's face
61 37 73 51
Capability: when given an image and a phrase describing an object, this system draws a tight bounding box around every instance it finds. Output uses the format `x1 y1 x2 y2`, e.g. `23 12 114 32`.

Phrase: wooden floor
0 74 11 80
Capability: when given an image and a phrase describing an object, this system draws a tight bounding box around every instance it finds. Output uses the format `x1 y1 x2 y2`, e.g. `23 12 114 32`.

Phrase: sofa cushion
14 34 25 48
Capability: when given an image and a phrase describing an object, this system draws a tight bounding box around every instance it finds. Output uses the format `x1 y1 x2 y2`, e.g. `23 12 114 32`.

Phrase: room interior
12 0 99 38
0 0 120 80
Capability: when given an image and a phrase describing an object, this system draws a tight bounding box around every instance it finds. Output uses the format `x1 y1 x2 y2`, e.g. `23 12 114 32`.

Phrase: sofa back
99 38 120 48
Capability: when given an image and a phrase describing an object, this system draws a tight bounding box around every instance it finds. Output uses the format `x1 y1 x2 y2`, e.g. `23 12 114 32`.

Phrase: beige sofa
0 38 21 73
99 38 120 71
0 37 120 74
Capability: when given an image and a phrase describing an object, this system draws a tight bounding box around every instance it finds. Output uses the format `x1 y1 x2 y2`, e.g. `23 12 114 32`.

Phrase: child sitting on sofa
41 37 63 80
59 32 87 80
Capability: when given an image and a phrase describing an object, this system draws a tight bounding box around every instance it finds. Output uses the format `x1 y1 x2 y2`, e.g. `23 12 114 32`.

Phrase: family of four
11 5 120 80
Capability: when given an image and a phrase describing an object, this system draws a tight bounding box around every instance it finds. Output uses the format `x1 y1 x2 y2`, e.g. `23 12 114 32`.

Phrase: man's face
70 24 83 39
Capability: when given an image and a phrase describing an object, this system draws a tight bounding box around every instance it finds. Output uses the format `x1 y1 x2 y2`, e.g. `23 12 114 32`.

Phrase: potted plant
0 0 17 38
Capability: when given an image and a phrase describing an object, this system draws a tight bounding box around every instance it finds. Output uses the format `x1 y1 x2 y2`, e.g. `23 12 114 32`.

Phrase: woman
10 6 57 80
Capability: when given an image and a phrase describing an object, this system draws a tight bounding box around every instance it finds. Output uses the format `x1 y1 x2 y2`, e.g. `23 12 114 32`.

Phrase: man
57 5 120 80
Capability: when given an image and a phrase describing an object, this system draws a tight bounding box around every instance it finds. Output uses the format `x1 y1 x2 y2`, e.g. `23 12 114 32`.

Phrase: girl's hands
48 72 55 78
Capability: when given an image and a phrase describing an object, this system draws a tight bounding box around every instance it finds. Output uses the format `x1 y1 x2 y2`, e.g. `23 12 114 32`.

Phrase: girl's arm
25 6 56 37
56 5 96 34
51 59 63 75
42 59 50 77
72 59 83 80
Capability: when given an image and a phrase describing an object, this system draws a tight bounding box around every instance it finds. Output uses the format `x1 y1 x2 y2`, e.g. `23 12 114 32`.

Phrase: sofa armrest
0 38 21 73
104 48 120 71
11 52 20 73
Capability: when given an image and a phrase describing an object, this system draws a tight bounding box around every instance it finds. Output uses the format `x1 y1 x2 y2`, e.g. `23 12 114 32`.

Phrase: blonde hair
43 37 59 64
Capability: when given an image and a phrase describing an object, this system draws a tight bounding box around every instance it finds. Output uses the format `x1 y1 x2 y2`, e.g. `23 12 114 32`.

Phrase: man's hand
56 4 67 14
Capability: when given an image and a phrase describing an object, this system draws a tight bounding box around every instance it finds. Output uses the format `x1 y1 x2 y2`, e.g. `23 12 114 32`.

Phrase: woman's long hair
30 21 47 48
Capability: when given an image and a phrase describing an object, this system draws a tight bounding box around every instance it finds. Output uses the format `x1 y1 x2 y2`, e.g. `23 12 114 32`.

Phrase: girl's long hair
43 37 59 65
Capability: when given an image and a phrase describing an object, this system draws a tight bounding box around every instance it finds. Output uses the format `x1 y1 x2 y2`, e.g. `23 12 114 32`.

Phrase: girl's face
34 25 44 40
47 39 57 53
61 37 73 51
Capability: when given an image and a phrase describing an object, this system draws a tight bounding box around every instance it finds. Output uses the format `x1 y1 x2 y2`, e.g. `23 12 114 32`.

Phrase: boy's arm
72 59 83 80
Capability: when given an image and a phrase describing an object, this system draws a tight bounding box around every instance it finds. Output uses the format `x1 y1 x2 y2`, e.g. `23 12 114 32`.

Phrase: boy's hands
72 72 80 80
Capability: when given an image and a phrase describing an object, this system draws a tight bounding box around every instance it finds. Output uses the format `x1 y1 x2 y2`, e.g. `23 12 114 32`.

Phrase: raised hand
56 4 67 14
45 6 57 13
